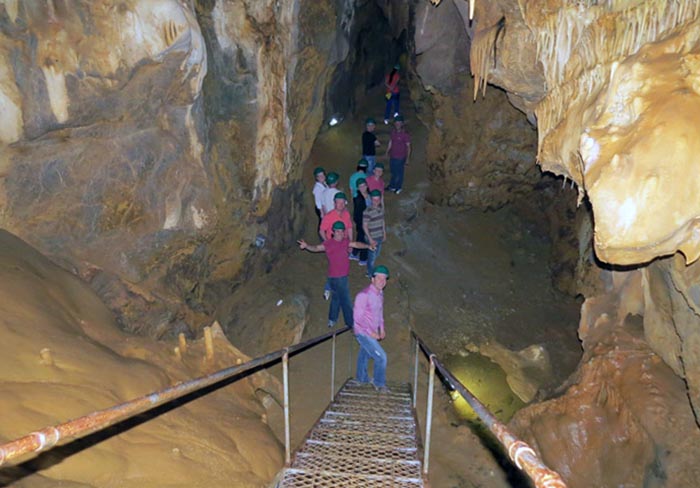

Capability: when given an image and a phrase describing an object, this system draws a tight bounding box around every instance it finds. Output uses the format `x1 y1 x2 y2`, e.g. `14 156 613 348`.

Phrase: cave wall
453 0 700 485
387 0 543 211
0 0 379 338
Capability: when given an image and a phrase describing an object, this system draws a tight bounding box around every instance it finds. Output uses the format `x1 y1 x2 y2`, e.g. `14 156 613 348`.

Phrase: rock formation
0 0 395 338
0 230 283 487
452 0 700 485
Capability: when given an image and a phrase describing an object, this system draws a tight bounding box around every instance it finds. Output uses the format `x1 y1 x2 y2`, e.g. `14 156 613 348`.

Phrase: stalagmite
39 348 54 366
178 332 188 354
173 346 182 360
204 326 214 360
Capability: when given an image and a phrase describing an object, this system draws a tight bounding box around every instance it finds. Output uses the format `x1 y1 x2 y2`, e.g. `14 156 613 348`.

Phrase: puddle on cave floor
443 352 525 426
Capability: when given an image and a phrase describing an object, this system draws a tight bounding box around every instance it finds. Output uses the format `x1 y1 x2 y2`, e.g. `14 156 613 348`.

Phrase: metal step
277 380 426 487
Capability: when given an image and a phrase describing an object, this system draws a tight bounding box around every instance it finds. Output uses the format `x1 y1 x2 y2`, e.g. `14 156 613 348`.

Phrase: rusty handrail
0 326 352 468
410 330 567 488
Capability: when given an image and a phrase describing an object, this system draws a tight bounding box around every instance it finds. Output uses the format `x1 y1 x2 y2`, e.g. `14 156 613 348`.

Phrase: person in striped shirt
362 190 386 278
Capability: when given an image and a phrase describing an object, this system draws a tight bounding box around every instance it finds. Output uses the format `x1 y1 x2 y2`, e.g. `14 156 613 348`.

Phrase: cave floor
244 88 583 487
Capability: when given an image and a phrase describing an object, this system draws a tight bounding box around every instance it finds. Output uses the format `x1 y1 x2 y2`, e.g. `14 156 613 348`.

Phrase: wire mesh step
277 380 426 487
298 440 418 462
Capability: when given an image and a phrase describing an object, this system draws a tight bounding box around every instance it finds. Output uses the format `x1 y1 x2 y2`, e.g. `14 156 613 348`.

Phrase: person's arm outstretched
298 240 325 252
349 241 375 251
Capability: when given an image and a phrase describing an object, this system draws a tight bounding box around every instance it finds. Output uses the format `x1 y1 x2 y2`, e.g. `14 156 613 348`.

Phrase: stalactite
521 0 700 182
470 22 500 99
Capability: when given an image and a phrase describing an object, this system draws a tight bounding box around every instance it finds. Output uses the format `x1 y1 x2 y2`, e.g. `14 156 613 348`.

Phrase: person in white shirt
322 172 341 215
312 167 328 229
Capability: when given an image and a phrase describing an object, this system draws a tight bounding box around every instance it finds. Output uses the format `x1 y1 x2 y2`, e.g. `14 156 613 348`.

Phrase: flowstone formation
0 230 284 487
461 0 700 485
0 0 382 338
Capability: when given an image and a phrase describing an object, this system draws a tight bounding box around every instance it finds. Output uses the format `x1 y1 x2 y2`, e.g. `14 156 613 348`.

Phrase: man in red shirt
298 221 373 328
319 192 353 241
385 115 411 194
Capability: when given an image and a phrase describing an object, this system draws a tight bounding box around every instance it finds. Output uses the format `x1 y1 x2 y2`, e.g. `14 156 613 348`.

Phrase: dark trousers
329 276 353 326
384 93 400 120
315 207 322 234
389 158 406 191
351 226 368 261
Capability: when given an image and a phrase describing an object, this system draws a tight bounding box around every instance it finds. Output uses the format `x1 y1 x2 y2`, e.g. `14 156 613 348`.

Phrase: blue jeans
363 155 376 174
355 333 387 387
328 276 353 326
384 93 400 120
389 158 406 191
366 237 383 277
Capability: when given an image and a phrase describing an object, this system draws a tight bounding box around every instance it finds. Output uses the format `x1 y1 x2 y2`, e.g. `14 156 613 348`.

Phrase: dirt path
234 86 582 487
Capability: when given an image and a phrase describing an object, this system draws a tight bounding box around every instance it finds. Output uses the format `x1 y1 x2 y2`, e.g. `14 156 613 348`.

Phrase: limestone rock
0 229 282 487
0 0 372 336
218 279 311 357
479 342 553 403
511 315 700 488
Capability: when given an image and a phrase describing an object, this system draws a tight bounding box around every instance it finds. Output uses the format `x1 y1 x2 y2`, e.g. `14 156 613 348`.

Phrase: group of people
297 64 411 390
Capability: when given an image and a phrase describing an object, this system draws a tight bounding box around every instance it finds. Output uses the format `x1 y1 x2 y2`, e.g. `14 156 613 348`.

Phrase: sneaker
373 383 390 393
323 290 330 301
395 188 402 195
385 186 395 192
327 320 336 328
349 254 359 261
358 261 367 266
383 119 389 125
393 112 399 117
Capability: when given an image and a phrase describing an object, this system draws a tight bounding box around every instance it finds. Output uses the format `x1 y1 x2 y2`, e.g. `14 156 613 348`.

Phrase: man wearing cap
349 159 369 198
298 222 374 328
386 115 411 194
366 163 386 199
354 265 390 389
362 118 381 173
319 192 353 241
322 172 341 215
312 167 327 227
363 189 386 278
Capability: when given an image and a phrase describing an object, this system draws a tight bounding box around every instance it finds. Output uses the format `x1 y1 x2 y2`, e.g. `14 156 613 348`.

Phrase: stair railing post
282 349 291 465
331 333 336 401
348 331 354 378
413 339 420 408
423 354 436 475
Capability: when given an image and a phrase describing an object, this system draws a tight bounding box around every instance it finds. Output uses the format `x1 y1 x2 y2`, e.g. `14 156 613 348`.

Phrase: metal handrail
410 330 567 488
0 325 352 469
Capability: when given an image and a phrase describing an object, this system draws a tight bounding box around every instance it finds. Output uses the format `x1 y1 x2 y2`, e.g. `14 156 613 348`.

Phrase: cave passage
267 65 584 486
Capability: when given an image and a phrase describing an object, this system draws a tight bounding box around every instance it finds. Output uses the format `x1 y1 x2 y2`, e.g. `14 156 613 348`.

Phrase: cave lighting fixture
328 114 344 127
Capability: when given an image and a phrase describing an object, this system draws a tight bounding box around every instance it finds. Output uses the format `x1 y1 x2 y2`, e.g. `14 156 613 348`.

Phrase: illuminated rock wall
463 0 700 484
0 0 367 337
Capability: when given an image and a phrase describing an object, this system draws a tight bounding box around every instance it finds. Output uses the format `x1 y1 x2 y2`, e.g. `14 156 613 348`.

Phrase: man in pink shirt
353 265 390 389
366 163 385 201
298 221 372 328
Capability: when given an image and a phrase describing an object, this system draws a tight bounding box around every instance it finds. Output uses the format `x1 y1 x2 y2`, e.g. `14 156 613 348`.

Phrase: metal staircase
276 379 427 487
